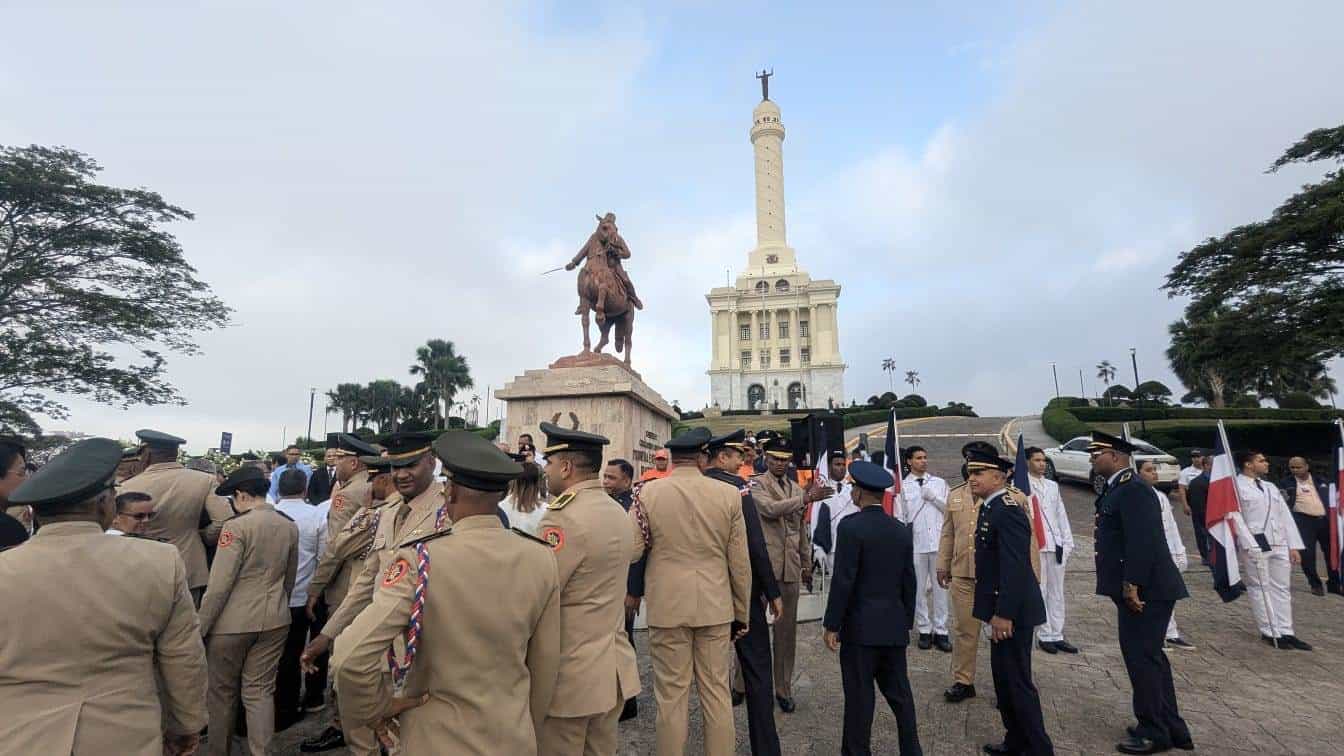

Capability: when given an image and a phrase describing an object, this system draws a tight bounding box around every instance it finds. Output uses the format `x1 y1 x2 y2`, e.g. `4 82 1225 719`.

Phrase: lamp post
306 387 316 445
1079 369 1086 400
1129 348 1146 434
1050 362 1060 399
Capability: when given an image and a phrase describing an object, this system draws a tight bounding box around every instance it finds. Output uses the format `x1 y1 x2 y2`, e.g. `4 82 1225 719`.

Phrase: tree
1103 384 1132 402
881 358 896 393
1164 124 1344 374
409 339 473 430
900 394 927 408
0 145 230 433
865 395 881 407
1096 360 1117 404
1134 380 1173 404
904 370 921 391
325 382 364 432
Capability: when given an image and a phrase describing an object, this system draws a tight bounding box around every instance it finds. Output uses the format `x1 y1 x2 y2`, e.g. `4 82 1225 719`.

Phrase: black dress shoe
620 697 638 721
982 742 1015 755
1282 635 1313 651
1172 739 1195 751
731 690 744 707
917 633 933 650
300 727 346 753
1327 584 1344 596
776 695 796 713
934 634 953 652
1261 634 1287 648
944 682 976 702
1053 639 1079 653
1037 640 1058 654
1310 584 1326 596
275 711 305 733
1116 734 1164 754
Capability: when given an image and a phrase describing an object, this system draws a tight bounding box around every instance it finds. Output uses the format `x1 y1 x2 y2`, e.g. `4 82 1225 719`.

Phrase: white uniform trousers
1241 545 1294 637
1165 611 1181 640
912 551 948 635
1036 550 1067 642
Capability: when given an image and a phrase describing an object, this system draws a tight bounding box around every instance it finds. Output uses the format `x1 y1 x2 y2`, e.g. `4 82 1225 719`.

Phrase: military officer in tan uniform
631 427 751 756
750 435 830 712
122 428 234 604
306 433 379 616
334 431 561 754
300 431 446 756
199 465 299 756
535 422 641 756
936 441 1042 703
0 438 208 756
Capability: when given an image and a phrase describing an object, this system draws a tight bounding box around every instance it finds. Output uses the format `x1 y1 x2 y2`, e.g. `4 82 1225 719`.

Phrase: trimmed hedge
1070 406 1343 422
841 406 940 429
1104 421 1339 459
1042 407 1091 443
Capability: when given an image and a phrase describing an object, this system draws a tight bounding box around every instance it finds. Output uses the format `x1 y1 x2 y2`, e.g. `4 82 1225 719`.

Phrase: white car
1044 436 1180 494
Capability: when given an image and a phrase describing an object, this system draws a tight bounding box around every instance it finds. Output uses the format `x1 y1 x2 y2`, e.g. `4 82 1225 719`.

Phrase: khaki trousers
206 627 286 756
772 581 800 697
331 644 380 756
949 576 980 686
649 623 734 756
538 685 624 756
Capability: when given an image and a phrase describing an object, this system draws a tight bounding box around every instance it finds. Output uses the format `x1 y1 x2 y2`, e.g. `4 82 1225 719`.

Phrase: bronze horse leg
578 299 592 353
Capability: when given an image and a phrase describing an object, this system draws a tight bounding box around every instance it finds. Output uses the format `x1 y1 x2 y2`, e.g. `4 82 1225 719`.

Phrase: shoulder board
226 510 250 521
547 491 576 511
1116 469 1134 485
512 528 551 546
401 528 452 548
999 492 1020 507
127 533 170 543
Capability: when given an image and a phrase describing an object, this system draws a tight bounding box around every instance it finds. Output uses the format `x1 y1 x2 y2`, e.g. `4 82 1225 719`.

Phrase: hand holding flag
1012 434 1048 550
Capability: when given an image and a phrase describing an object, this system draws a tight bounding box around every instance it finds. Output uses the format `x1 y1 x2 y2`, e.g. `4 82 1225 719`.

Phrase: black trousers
304 599 329 707
1114 598 1190 748
1188 502 1210 563
838 642 921 756
735 598 781 756
1293 512 1341 589
624 607 638 705
989 627 1054 755
276 607 310 721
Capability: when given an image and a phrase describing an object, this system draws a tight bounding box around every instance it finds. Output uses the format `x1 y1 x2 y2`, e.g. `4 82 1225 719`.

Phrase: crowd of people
0 421 1337 756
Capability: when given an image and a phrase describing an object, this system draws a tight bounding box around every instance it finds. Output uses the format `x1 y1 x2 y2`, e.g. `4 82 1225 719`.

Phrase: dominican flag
810 415 834 555
1012 434 1048 549
1330 419 1344 574
1205 420 1247 602
882 408 902 517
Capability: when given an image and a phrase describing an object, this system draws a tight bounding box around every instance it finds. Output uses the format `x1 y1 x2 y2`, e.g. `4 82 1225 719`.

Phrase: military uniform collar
452 513 503 532
670 466 701 477
407 483 444 513
1108 469 1133 486
31 520 105 537
560 477 605 495
986 488 1009 502
143 462 183 473
705 467 740 483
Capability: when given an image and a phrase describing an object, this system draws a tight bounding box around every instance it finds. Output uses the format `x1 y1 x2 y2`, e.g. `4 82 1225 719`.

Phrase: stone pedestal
497 353 678 477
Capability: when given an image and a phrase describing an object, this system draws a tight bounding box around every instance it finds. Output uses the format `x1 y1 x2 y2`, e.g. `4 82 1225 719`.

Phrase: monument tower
706 73 846 410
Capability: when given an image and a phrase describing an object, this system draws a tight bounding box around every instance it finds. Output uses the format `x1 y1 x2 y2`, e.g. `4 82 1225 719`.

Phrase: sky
3 1 1342 452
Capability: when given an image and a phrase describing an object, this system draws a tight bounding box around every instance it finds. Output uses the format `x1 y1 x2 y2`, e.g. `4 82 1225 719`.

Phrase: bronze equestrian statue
565 213 642 365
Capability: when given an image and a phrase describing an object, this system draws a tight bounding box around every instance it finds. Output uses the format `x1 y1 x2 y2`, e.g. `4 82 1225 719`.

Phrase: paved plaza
275 416 1343 755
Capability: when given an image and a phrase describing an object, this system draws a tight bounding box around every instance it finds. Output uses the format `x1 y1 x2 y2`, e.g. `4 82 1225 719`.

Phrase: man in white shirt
1234 450 1310 650
1024 447 1077 654
810 451 857 575
273 469 329 729
1176 449 1204 502
899 445 951 652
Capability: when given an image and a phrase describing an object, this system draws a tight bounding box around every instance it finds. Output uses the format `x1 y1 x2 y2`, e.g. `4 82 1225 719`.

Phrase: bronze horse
565 214 638 365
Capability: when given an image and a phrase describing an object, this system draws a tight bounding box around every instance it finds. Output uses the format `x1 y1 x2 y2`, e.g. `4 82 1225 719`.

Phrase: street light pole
306 388 316 444
1050 362 1060 399
1079 369 1085 400
1129 348 1146 435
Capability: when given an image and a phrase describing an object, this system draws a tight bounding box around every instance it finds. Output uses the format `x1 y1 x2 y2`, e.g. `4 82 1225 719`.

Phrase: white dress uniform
1235 474 1304 638
1029 474 1074 643
899 473 950 636
1155 490 1187 640
809 479 857 574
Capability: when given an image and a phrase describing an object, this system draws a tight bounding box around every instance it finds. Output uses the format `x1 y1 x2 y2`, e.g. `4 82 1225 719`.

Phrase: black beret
965 449 1013 474
10 437 122 509
539 422 610 456
135 429 186 448
432 431 524 492
381 431 439 468
1087 431 1136 455
849 460 894 493
705 429 748 453
216 465 267 496
665 427 712 452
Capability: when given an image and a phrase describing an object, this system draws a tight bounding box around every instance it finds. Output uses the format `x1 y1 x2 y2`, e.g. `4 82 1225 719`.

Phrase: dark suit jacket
1093 470 1188 601
613 488 648 598
706 468 781 604
973 492 1047 626
1279 474 1330 514
306 465 335 505
1187 471 1211 512
822 506 916 646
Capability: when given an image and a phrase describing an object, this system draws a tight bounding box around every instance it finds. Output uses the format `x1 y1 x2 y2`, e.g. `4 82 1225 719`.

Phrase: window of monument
739 324 750 341
800 348 810 365
799 320 809 338
755 281 769 294
778 321 789 339
775 279 790 292
741 351 751 367
780 349 791 366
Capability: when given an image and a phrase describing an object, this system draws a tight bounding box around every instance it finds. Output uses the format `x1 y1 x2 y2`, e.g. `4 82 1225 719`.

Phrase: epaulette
127 533 170 543
512 528 551 546
275 510 294 522
950 481 968 490
1000 490 1021 507
1116 469 1134 485
401 528 452 548
547 491 577 510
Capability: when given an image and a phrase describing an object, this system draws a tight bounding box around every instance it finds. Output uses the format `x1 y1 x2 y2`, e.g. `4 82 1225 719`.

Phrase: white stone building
706 81 846 410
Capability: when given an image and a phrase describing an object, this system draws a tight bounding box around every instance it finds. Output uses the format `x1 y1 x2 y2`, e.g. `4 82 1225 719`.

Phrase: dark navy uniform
1094 463 1191 751
823 461 921 756
973 486 1052 756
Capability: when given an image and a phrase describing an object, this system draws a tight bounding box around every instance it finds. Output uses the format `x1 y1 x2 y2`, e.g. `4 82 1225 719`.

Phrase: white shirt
1234 474 1304 550
276 497 328 607
1177 465 1202 488
1028 474 1073 553
104 528 126 536
1154 490 1186 559
500 495 546 536
810 480 858 570
899 473 949 553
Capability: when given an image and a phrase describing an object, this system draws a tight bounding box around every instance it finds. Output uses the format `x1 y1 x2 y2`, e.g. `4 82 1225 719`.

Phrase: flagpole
1220 419 1278 649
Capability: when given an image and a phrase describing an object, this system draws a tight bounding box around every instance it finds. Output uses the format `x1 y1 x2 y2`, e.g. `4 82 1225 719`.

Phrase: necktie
394 500 412 534
917 478 925 487
1255 479 1264 492
814 501 833 555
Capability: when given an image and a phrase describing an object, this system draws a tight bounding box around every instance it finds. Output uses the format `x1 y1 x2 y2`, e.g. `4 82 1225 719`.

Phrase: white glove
921 485 938 502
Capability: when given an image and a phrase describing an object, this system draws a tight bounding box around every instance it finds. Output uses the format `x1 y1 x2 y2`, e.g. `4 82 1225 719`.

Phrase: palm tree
409 339 474 430
324 382 364 432
881 357 897 393
904 370 921 391
1096 360 1117 405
